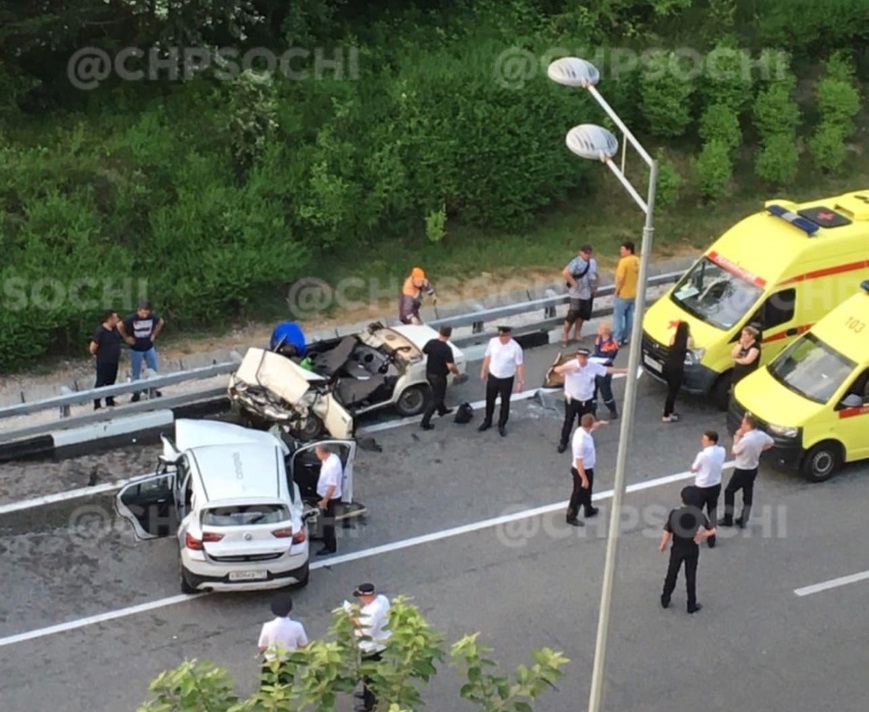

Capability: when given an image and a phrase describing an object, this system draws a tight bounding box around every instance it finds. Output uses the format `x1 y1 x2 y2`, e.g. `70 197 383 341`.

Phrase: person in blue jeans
118 300 165 402
592 321 620 419
613 241 639 346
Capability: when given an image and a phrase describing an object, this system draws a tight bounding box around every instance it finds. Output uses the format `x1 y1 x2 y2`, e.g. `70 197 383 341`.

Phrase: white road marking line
0 480 138 515
793 570 869 597
0 462 733 649
0 594 207 649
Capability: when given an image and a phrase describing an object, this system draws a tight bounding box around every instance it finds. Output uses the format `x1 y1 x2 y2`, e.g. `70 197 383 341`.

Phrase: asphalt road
1 336 868 712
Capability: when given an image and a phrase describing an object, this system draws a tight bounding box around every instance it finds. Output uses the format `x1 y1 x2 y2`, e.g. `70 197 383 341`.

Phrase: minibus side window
848 368 869 404
760 288 796 331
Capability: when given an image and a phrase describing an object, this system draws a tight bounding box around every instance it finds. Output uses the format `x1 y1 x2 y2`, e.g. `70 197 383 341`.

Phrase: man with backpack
561 245 599 346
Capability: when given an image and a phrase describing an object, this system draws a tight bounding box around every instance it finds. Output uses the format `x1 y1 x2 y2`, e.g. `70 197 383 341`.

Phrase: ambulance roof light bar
765 204 820 235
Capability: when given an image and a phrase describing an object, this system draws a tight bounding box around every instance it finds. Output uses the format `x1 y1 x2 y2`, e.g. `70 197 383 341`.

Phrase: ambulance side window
760 288 796 330
850 368 869 404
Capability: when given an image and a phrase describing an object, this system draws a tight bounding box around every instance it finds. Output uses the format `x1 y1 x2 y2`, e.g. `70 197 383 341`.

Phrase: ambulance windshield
670 256 764 330
768 333 856 405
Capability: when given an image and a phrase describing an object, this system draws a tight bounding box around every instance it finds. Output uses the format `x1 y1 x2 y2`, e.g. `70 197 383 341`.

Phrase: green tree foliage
694 139 733 199
137 598 569 712
653 149 684 210
638 50 697 138
755 132 799 187
808 52 862 173
699 104 742 159
697 40 755 115
752 0 869 62
0 1 866 368
751 59 801 187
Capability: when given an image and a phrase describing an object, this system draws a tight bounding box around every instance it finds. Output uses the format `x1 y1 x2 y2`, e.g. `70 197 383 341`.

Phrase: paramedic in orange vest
399 267 437 324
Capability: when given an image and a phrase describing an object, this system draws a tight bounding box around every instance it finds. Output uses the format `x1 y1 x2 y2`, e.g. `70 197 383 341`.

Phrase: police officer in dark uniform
658 486 717 614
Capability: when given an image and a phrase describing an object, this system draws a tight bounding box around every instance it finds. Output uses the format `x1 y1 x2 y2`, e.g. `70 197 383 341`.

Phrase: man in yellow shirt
613 241 639 346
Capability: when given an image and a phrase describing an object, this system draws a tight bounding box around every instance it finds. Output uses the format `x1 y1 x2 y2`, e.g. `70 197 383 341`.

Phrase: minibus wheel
800 441 842 482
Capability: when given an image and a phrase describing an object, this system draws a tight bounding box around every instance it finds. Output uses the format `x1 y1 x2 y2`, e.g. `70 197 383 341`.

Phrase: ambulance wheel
396 385 429 416
711 373 732 412
800 441 842 483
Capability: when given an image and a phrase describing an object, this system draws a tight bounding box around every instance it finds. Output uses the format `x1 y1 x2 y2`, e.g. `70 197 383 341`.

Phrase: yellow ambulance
727 280 869 482
641 190 869 409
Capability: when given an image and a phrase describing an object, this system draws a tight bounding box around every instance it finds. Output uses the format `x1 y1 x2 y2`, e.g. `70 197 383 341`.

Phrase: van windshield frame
669 256 765 331
767 332 856 405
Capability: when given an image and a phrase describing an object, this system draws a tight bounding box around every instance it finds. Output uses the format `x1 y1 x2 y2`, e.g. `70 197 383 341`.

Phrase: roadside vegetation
0 0 866 372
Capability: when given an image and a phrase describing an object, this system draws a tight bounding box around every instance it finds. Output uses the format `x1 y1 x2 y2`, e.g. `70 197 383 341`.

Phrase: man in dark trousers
420 325 460 430
478 326 524 437
566 413 608 526
89 310 121 410
659 486 716 614
553 347 626 453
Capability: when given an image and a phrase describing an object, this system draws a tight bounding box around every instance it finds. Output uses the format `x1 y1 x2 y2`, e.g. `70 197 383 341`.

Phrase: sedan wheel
395 385 429 417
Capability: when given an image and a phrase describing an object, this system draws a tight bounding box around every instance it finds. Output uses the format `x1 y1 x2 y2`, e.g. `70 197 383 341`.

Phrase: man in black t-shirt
117 300 165 402
420 326 460 430
658 486 716 614
89 311 122 409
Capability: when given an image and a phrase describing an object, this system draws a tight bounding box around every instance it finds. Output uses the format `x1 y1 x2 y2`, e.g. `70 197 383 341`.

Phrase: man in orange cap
399 267 437 325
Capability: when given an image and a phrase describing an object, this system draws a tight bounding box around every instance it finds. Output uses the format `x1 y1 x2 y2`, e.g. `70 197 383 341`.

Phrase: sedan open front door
115 471 178 540
287 439 367 538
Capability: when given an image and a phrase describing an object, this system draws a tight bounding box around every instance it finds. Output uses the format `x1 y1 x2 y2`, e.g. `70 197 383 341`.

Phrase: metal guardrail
0 270 683 425
0 361 240 420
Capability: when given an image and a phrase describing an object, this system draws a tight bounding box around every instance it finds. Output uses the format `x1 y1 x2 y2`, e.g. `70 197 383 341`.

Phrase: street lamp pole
547 57 658 712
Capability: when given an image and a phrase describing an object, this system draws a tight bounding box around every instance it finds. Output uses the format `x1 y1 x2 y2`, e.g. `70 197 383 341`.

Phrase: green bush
638 50 697 139
815 53 861 136
699 104 742 158
752 72 801 142
653 149 683 210
698 41 755 114
753 0 869 61
694 139 733 200
808 121 848 173
754 132 800 186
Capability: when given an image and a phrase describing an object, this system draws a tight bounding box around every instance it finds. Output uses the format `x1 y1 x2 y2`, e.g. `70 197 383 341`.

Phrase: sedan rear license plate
643 355 663 373
229 571 268 582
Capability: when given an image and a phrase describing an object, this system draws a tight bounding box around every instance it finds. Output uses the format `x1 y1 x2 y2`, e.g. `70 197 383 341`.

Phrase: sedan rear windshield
201 504 289 527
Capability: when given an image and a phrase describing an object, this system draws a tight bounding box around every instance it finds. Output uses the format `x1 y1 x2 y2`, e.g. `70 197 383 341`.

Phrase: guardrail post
59 386 73 418
544 288 559 319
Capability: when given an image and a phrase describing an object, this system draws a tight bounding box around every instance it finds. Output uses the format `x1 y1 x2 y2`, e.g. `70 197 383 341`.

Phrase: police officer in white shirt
258 593 308 685
720 413 774 528
479 326 525 437
347 582 392 712
567 413 609 525
315 444 343 556
554 347 626 453
690 430 726 548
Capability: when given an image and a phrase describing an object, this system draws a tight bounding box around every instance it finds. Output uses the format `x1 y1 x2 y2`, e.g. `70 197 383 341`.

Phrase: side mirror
158 454 180 466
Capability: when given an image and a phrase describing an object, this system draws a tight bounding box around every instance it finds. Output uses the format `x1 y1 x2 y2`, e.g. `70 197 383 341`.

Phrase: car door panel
115 472 177 540
289 439 357 502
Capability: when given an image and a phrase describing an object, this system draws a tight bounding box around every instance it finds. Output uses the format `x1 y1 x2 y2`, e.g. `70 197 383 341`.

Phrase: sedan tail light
186 532 224 550
272 528 306 544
